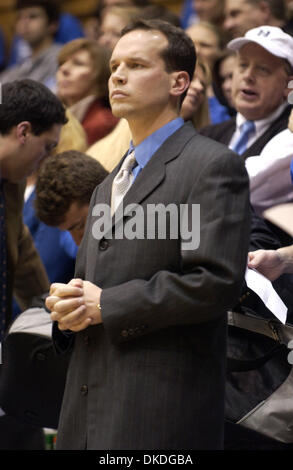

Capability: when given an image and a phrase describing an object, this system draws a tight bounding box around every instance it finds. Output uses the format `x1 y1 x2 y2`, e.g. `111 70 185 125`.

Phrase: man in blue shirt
47 19 250 450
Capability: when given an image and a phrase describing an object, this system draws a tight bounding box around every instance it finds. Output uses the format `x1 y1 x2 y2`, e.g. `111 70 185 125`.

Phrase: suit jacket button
84 335 90 346
36 352 46 361
121 329 128 338
80 384 88 396
99 239 109 251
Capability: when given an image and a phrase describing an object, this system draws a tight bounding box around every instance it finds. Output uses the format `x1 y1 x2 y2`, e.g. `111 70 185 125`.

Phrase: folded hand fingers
50 297 85 319
45 295 61 311
49 282 83 298
55 305 91 331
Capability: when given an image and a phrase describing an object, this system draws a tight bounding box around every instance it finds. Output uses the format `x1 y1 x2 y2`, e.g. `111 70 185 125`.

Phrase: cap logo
257 29 271 37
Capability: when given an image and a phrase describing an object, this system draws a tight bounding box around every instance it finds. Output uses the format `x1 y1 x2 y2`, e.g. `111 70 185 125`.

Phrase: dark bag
226 283 293 444
0 307 71 429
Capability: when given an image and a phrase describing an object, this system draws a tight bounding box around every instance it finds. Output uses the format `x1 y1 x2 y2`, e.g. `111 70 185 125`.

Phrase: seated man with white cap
200 25 293 160
201 26 293 450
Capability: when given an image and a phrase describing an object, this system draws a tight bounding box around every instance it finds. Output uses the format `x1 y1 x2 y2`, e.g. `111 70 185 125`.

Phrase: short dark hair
121 19 196 101
35 151 109 226
0 79 67 136
16 0 60 24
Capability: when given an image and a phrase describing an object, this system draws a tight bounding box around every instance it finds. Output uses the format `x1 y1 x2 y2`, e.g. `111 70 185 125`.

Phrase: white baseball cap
227 26 293 69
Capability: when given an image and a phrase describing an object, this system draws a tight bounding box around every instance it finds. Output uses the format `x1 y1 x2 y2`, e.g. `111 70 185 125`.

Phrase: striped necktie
231 120 255 155
111 151 137 215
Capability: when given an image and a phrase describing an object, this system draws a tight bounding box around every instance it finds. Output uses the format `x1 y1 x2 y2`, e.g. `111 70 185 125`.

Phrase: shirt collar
128 117 184 169
236 102 288 134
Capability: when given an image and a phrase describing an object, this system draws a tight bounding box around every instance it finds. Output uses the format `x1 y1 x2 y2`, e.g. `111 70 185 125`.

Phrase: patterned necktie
231 120 256 155
111 151 137 215
0 180 7 343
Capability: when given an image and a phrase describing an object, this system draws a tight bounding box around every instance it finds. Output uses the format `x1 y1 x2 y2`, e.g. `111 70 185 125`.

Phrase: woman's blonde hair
52 109 88 155
57 38 111 100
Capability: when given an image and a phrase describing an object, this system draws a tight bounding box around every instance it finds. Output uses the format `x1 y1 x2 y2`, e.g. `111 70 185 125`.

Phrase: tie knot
121 151 136 172
241 120 255 134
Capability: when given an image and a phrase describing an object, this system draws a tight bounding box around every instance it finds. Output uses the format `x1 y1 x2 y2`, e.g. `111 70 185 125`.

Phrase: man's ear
170 71 190 99
16 121 32 145
284 77 293 101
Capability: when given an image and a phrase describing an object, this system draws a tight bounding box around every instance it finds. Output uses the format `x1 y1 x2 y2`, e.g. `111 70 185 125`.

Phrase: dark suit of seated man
200 25 293 160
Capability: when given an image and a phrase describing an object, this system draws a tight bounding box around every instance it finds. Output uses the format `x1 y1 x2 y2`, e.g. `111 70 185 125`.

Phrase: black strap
227 344 283 372
29 293 50 312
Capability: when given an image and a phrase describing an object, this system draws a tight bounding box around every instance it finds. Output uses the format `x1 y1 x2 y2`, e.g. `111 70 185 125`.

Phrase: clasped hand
46 278 102 332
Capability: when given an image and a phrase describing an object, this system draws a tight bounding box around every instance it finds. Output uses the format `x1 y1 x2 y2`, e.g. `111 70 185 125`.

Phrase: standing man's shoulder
173 123 249 184
199 117 236 142
181 123 243 164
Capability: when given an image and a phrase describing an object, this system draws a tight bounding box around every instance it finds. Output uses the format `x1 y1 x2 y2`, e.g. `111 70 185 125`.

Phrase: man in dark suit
0 78 66 449
200 25 293 160
46 19 251 450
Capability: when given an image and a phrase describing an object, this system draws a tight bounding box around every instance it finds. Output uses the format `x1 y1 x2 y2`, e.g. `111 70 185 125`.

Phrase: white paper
245 267 288 324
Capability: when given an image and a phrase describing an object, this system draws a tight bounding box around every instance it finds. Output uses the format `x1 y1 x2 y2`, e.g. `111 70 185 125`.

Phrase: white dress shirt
229 102 288 151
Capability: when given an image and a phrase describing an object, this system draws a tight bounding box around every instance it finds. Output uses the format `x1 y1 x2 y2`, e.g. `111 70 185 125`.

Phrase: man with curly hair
35 150 108 245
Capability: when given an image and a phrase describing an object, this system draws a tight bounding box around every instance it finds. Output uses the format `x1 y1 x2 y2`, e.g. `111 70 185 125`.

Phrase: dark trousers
224 421 293 450
0 415 45 450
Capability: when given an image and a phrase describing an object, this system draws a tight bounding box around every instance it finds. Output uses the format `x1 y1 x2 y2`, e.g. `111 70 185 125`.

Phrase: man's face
16 7 55 47
224 0 267 38
108 29 174 124
231 43 289 120
58 202 89 246
1 124 61 182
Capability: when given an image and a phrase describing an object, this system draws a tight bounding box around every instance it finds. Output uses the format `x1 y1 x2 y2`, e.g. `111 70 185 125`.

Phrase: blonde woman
57 38 119 146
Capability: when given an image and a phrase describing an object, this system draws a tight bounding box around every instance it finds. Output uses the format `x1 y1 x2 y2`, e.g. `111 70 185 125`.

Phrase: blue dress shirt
129 117 184 182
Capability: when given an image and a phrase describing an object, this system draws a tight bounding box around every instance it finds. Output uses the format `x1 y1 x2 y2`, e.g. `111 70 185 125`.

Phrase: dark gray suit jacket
54 122 251 450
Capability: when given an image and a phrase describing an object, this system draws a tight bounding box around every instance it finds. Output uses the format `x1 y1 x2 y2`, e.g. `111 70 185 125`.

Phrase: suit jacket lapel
99 121 196 236
242 106 291 160
222 118 236 145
